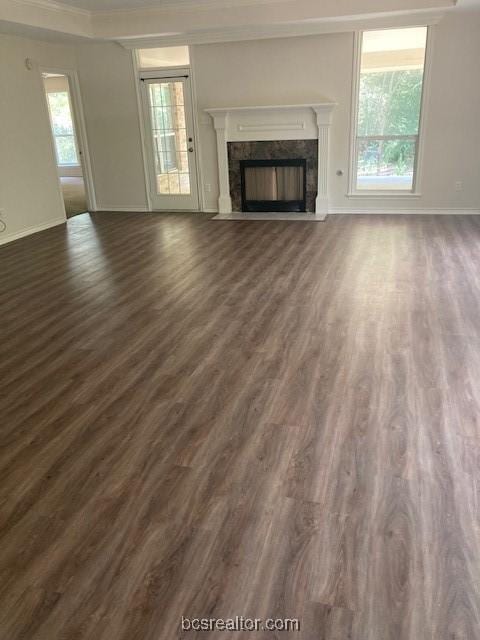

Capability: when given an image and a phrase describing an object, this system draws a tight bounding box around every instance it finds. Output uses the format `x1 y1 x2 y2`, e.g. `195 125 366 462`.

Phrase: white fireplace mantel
205 103 336 218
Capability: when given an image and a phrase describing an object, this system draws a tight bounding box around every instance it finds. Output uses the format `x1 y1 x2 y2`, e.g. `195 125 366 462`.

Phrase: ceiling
457 0 480 7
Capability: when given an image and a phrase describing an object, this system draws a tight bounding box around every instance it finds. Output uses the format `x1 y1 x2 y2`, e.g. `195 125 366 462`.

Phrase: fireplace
205 103 336 218
228 140 318 212
241 159 307 212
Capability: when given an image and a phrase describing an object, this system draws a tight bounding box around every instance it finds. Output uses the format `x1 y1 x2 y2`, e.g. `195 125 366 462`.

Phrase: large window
46 91 79 166
352 27 428 192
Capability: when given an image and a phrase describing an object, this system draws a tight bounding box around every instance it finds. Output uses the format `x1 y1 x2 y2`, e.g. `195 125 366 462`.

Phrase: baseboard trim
329 208 480 215
0 217 66 246
94 206 150 213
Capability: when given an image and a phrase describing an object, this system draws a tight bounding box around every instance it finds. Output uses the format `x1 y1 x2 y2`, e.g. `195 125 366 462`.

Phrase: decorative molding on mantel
205 103 336 115
205 103 336 132
205 103 336 217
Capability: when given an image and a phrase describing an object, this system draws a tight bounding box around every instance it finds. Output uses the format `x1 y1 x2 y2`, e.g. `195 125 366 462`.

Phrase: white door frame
40 66 97 213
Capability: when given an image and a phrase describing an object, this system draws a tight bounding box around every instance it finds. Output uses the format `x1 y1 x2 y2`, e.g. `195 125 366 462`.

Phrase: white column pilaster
313 106 334 220
212 112 232 214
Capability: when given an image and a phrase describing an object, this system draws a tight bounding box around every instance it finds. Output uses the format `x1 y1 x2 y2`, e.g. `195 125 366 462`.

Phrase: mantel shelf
205 103 337 114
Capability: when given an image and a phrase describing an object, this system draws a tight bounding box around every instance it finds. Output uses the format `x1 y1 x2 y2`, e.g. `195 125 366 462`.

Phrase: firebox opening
240 159 307 213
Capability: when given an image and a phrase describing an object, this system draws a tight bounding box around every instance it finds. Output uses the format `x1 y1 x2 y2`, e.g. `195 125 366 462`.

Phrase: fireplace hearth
241 159 306 212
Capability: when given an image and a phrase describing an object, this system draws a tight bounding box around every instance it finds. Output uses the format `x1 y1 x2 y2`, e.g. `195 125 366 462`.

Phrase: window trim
348 26 433 198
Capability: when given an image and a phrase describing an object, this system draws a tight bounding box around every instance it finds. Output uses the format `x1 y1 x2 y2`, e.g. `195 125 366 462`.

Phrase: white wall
417 10 480 210
193 9 480 212
0 34 73 243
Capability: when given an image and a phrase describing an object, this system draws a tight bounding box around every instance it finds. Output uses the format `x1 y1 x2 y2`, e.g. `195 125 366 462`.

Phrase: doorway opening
42 72 88 218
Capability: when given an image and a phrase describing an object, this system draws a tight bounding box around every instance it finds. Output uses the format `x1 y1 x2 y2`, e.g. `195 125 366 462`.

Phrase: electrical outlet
455 181 463 192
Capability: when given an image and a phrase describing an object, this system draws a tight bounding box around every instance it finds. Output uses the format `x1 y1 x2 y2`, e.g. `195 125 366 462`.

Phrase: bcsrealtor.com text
181 616 300 632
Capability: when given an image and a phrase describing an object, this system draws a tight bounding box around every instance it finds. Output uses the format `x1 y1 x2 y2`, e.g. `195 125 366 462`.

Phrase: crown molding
4 0 293 19
93 0 293 16
1 0 454 45
8 0 90 18
117 8 447 49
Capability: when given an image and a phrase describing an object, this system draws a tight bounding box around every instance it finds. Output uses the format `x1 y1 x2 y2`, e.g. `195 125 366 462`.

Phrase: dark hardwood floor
1 212 480 639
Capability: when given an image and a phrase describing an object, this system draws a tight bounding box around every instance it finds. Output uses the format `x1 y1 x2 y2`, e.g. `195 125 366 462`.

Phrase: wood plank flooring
1 212 480 639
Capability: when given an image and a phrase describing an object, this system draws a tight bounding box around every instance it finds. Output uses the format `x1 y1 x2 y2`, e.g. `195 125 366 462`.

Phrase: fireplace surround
228 140 317 212
205 103 335 218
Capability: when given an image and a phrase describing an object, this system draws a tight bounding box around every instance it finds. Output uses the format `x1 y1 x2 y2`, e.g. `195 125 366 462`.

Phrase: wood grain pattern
1 212 480 639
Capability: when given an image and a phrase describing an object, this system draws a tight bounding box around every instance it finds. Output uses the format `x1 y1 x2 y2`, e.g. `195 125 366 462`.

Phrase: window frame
348 26 432 198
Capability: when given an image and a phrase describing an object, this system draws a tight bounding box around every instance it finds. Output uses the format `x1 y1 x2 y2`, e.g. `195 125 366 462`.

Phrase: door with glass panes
142 75 199 210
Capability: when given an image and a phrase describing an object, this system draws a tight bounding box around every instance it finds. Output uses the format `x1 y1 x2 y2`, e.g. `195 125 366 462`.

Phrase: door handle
188 147 194 153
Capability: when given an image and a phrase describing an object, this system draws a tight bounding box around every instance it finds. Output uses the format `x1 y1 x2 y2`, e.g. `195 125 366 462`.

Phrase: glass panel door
142 76 199 211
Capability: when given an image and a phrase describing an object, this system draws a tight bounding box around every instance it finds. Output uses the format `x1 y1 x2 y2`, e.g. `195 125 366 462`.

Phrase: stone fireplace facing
205 103 335 218
228 141 317 213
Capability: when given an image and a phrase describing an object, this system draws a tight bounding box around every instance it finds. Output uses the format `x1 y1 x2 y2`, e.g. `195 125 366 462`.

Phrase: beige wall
75 43 148 210
417 10 480 210
0 34 75 243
